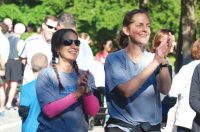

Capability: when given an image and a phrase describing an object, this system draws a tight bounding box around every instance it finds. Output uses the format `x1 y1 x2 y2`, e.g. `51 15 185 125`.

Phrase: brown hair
152 29 174 52
0 22 8 34
191 38 200 60
44 15 58 23
118 9 150 48
51 29 80 90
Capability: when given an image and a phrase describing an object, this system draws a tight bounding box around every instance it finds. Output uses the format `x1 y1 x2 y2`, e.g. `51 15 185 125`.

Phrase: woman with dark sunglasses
36 29 100 132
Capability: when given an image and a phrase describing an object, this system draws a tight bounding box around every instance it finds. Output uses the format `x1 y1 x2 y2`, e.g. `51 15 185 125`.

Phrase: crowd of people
0 8 200 132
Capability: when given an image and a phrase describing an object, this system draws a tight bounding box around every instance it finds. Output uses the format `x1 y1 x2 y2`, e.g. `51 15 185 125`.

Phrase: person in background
18 15 58 85
0 22 10 116
95 39 113 64
57 13 94 71
19 53 48 132
189 46 200 132
79 32 93 46
3 18 13 37
152 29 176 54
104 9 172 132
4 23 26 109
167 38 200 132
21 22 37 40
36 29 99 131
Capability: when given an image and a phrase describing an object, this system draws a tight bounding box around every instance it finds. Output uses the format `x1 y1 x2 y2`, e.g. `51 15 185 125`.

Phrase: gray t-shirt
36 66 95 132
104 49 162 126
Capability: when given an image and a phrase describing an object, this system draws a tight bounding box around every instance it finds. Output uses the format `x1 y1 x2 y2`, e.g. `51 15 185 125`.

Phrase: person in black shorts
5 23 25 109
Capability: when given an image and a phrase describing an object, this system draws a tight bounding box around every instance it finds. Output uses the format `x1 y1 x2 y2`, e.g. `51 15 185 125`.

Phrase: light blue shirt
20 80 40 132
105 49 162 125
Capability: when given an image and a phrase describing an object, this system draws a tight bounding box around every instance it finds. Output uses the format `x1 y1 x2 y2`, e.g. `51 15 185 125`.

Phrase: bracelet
160 63 168 67
160 64 168 70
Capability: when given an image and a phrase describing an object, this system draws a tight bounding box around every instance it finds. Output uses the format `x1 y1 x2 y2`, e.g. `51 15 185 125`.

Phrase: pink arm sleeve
42 93 77 118
83 93 100 116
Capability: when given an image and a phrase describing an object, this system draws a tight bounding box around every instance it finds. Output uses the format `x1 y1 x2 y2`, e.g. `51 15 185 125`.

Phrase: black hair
118 9 150 48
51 29 80 90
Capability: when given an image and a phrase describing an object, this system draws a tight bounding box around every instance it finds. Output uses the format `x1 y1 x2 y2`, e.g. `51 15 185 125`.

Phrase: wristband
160 64 168 67
160 64 168 70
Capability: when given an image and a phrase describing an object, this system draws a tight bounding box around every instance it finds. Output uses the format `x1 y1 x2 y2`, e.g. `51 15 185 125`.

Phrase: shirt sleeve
189 64 200 114
88 72 96 90
104 53 129 93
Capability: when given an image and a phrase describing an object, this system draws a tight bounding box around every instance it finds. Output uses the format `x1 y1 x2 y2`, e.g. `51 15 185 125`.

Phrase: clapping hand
76 70 90 96
155 33 173 63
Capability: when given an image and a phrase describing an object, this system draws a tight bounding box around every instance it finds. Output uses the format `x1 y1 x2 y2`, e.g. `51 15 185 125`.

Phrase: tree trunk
175 0 196 73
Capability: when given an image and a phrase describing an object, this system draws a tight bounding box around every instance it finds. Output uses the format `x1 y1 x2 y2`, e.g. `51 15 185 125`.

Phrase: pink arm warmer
83 93 100 116
42 93 77 118
42 92 100 118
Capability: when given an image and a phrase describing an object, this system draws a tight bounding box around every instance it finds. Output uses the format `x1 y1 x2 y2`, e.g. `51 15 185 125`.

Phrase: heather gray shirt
36 67 96 132
105 49 162 125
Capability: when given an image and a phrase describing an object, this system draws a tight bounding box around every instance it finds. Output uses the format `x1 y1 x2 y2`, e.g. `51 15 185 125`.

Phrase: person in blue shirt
104 9 173 132
18 53 48 132
36 29 99 132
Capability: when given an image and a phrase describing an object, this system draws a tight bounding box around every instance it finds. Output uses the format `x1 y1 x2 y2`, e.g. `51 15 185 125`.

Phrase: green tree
0 0 197 70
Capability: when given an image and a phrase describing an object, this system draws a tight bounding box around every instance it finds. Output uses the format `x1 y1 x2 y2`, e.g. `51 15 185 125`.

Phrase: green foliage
0 0 190 58
0 4 22 22
147 0 180 43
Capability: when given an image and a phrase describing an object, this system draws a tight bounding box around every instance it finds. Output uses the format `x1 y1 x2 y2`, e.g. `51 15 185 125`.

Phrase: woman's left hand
156 33 173 59
77 70 91 94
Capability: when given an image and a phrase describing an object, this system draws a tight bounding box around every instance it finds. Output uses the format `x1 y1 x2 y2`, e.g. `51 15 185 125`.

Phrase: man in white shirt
19 15 58 85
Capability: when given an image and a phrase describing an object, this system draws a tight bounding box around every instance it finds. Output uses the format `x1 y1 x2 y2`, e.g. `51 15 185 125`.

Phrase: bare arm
156 62 172 94
117 59 160 98
116 35 172 98
19 57 27 65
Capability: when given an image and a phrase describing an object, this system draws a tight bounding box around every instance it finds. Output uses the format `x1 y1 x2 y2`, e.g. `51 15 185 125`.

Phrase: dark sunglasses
45 23 56 30
63 39 81 46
